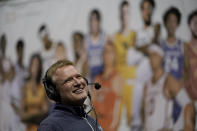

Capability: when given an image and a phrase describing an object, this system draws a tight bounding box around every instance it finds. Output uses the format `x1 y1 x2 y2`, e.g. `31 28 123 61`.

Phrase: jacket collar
54 103 87 117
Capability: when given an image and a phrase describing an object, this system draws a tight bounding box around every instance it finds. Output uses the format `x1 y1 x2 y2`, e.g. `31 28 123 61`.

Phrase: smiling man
38 59 102 131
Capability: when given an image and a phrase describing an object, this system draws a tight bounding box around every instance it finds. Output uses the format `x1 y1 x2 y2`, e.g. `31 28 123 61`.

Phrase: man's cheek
85 87 89 94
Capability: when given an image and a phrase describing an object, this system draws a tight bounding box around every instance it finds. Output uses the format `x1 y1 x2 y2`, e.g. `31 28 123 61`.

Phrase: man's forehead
143 1 151 8
54 65 79 80
57 65 77 74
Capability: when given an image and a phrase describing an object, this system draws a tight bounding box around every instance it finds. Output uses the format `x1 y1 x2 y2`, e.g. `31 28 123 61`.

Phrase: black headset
42 71 89 102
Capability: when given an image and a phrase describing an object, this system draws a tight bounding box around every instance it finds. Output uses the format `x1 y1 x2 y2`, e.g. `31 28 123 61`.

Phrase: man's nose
73 77 81 85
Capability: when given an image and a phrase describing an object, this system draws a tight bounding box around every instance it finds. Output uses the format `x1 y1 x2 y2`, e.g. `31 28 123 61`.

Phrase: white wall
0 0 196 66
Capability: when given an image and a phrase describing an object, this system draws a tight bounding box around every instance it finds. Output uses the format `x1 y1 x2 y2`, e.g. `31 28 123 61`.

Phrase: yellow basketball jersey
25 82 46 114
114 31 136 79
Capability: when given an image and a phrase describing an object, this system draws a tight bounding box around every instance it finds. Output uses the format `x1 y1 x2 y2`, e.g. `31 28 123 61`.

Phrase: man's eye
76 75 82 79
65 78 73 83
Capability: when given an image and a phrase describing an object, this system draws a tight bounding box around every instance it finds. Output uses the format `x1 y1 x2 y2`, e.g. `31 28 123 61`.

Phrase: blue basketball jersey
161 39 184 80
85 31 105 82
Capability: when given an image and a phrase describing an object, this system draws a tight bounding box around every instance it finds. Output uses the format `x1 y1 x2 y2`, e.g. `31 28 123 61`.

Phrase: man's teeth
74 88 83 93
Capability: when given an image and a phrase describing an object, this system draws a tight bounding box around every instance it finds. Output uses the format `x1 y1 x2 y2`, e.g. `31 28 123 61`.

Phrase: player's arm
110 74 123 129
134 29 149 55
184 102 195 131
112 74 123 98
183 43 190 85
152 23 161 44
136 42 161 57
164 74 181 99
160 75 176 131
165 73 191 106
20 85 30 122
136 23 161 56
136 45 150 56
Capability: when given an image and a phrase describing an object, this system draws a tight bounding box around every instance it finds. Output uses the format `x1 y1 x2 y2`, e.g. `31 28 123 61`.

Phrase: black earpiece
42 71 61 102
83 77 101 90
88 82 101 90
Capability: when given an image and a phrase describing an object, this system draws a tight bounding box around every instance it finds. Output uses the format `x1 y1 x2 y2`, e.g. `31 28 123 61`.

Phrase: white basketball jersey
145 73 173 131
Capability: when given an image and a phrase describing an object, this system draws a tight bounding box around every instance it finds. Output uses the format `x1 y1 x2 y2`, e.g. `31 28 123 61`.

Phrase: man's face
149 51 162 71
190 15 197 39
142 1 153 26
90 14 100 34
166 13 178 36
30 57 39 79
54 65 88 106
121 5 130 26
17 46 24 63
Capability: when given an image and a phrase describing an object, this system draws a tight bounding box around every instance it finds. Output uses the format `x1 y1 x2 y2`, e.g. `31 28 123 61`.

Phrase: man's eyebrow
76 74 83 77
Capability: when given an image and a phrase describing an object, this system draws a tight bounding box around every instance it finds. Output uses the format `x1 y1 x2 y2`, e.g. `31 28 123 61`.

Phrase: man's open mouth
73 88 84 94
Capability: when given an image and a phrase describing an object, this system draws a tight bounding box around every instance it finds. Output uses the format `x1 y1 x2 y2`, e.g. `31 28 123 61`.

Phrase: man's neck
144 20 152 29
18 60 23 68
91 32 100 43
144 24 150 29
62 99 85 107
92 31 99 37
167 35 176 44
62 104 84 108
121 24 129 35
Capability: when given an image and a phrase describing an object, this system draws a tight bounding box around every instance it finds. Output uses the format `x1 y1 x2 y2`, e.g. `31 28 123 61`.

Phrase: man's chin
74 93 88 105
